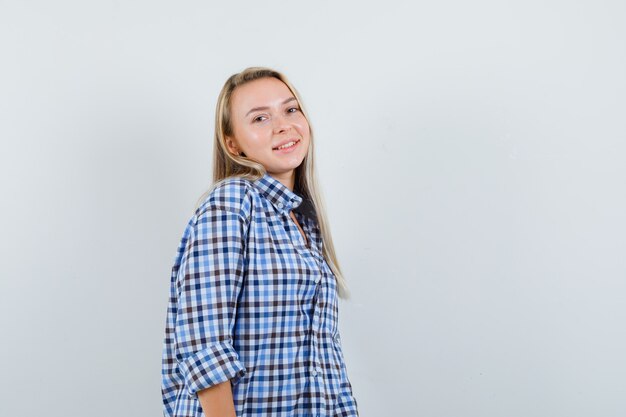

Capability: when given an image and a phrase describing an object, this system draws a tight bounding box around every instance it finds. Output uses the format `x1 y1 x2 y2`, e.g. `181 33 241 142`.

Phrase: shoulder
194 176 255 224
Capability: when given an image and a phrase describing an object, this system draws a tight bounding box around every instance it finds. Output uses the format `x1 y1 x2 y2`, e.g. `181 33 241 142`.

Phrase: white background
1 1 625 416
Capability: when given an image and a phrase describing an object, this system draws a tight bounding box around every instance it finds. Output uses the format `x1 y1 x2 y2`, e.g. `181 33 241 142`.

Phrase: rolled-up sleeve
174 204 248 399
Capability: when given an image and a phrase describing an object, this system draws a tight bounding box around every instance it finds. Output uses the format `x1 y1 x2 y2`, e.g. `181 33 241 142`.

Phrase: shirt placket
287 207 328 417
309 256 327 417
279 197 330 417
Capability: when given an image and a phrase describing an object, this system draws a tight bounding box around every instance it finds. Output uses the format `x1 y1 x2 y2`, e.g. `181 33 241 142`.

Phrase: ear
224 135 241 156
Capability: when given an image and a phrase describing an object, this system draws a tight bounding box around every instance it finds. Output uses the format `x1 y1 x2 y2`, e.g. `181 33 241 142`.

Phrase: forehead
231 77 294 112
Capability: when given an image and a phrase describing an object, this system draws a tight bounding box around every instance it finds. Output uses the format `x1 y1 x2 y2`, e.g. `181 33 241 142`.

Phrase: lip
272 138 301 152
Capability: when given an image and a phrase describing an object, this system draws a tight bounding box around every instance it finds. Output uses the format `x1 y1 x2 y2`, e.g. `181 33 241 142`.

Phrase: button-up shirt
161 172 359 417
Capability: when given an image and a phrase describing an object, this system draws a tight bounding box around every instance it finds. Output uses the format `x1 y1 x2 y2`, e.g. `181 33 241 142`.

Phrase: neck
269 170 295 191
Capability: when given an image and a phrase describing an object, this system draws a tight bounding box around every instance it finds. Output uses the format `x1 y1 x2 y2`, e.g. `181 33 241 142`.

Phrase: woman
161 67 360 417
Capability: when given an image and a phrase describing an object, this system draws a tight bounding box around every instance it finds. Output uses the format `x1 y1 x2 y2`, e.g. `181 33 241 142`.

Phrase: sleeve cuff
180 341 247 398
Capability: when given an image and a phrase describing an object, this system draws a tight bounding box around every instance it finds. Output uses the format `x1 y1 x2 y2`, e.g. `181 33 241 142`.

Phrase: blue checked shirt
161 172 359 417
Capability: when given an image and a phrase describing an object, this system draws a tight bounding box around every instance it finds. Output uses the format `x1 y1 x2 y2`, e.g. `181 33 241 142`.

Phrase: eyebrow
245 97 298 117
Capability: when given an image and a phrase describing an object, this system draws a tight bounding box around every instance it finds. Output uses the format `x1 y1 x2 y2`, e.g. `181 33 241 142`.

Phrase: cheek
295 117 310 135
240 126 270 145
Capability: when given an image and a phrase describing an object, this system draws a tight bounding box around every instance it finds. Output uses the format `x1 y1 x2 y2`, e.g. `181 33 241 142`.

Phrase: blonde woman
161 67 359 417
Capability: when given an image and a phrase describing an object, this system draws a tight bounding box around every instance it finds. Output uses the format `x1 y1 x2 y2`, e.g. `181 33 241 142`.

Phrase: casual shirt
161 172 359 417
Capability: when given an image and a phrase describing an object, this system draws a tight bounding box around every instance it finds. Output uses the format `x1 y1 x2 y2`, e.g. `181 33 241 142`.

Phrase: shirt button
277 202 284 209
312 369 317 376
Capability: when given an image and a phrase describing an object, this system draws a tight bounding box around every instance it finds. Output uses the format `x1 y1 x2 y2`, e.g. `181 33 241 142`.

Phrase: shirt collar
253 172 303 215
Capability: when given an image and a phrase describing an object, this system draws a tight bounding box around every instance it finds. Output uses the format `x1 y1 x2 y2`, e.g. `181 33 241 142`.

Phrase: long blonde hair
194 66 351 300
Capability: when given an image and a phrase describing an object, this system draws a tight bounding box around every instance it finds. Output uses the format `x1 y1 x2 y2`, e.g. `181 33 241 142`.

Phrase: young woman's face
225 77 310 179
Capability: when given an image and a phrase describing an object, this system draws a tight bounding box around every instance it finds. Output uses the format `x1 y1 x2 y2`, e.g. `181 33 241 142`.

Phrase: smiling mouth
273 139 301 151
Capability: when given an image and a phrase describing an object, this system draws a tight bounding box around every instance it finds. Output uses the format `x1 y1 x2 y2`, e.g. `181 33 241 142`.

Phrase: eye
253 115 267 123
287 107 301 114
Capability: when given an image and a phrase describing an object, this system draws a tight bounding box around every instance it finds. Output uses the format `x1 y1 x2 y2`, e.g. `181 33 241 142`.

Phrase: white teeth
275 140 297 150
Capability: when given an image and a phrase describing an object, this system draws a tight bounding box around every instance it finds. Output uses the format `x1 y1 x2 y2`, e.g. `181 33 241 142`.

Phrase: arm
174 204 248 415
197 380 237 417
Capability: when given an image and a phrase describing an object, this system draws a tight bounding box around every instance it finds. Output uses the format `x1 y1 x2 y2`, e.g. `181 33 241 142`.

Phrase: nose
272 112 291 134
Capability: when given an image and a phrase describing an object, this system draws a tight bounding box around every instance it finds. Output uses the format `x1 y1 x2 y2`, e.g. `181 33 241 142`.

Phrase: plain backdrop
1 1 625 416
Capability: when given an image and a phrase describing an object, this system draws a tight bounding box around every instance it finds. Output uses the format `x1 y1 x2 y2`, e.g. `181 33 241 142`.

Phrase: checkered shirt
161 172 359 417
